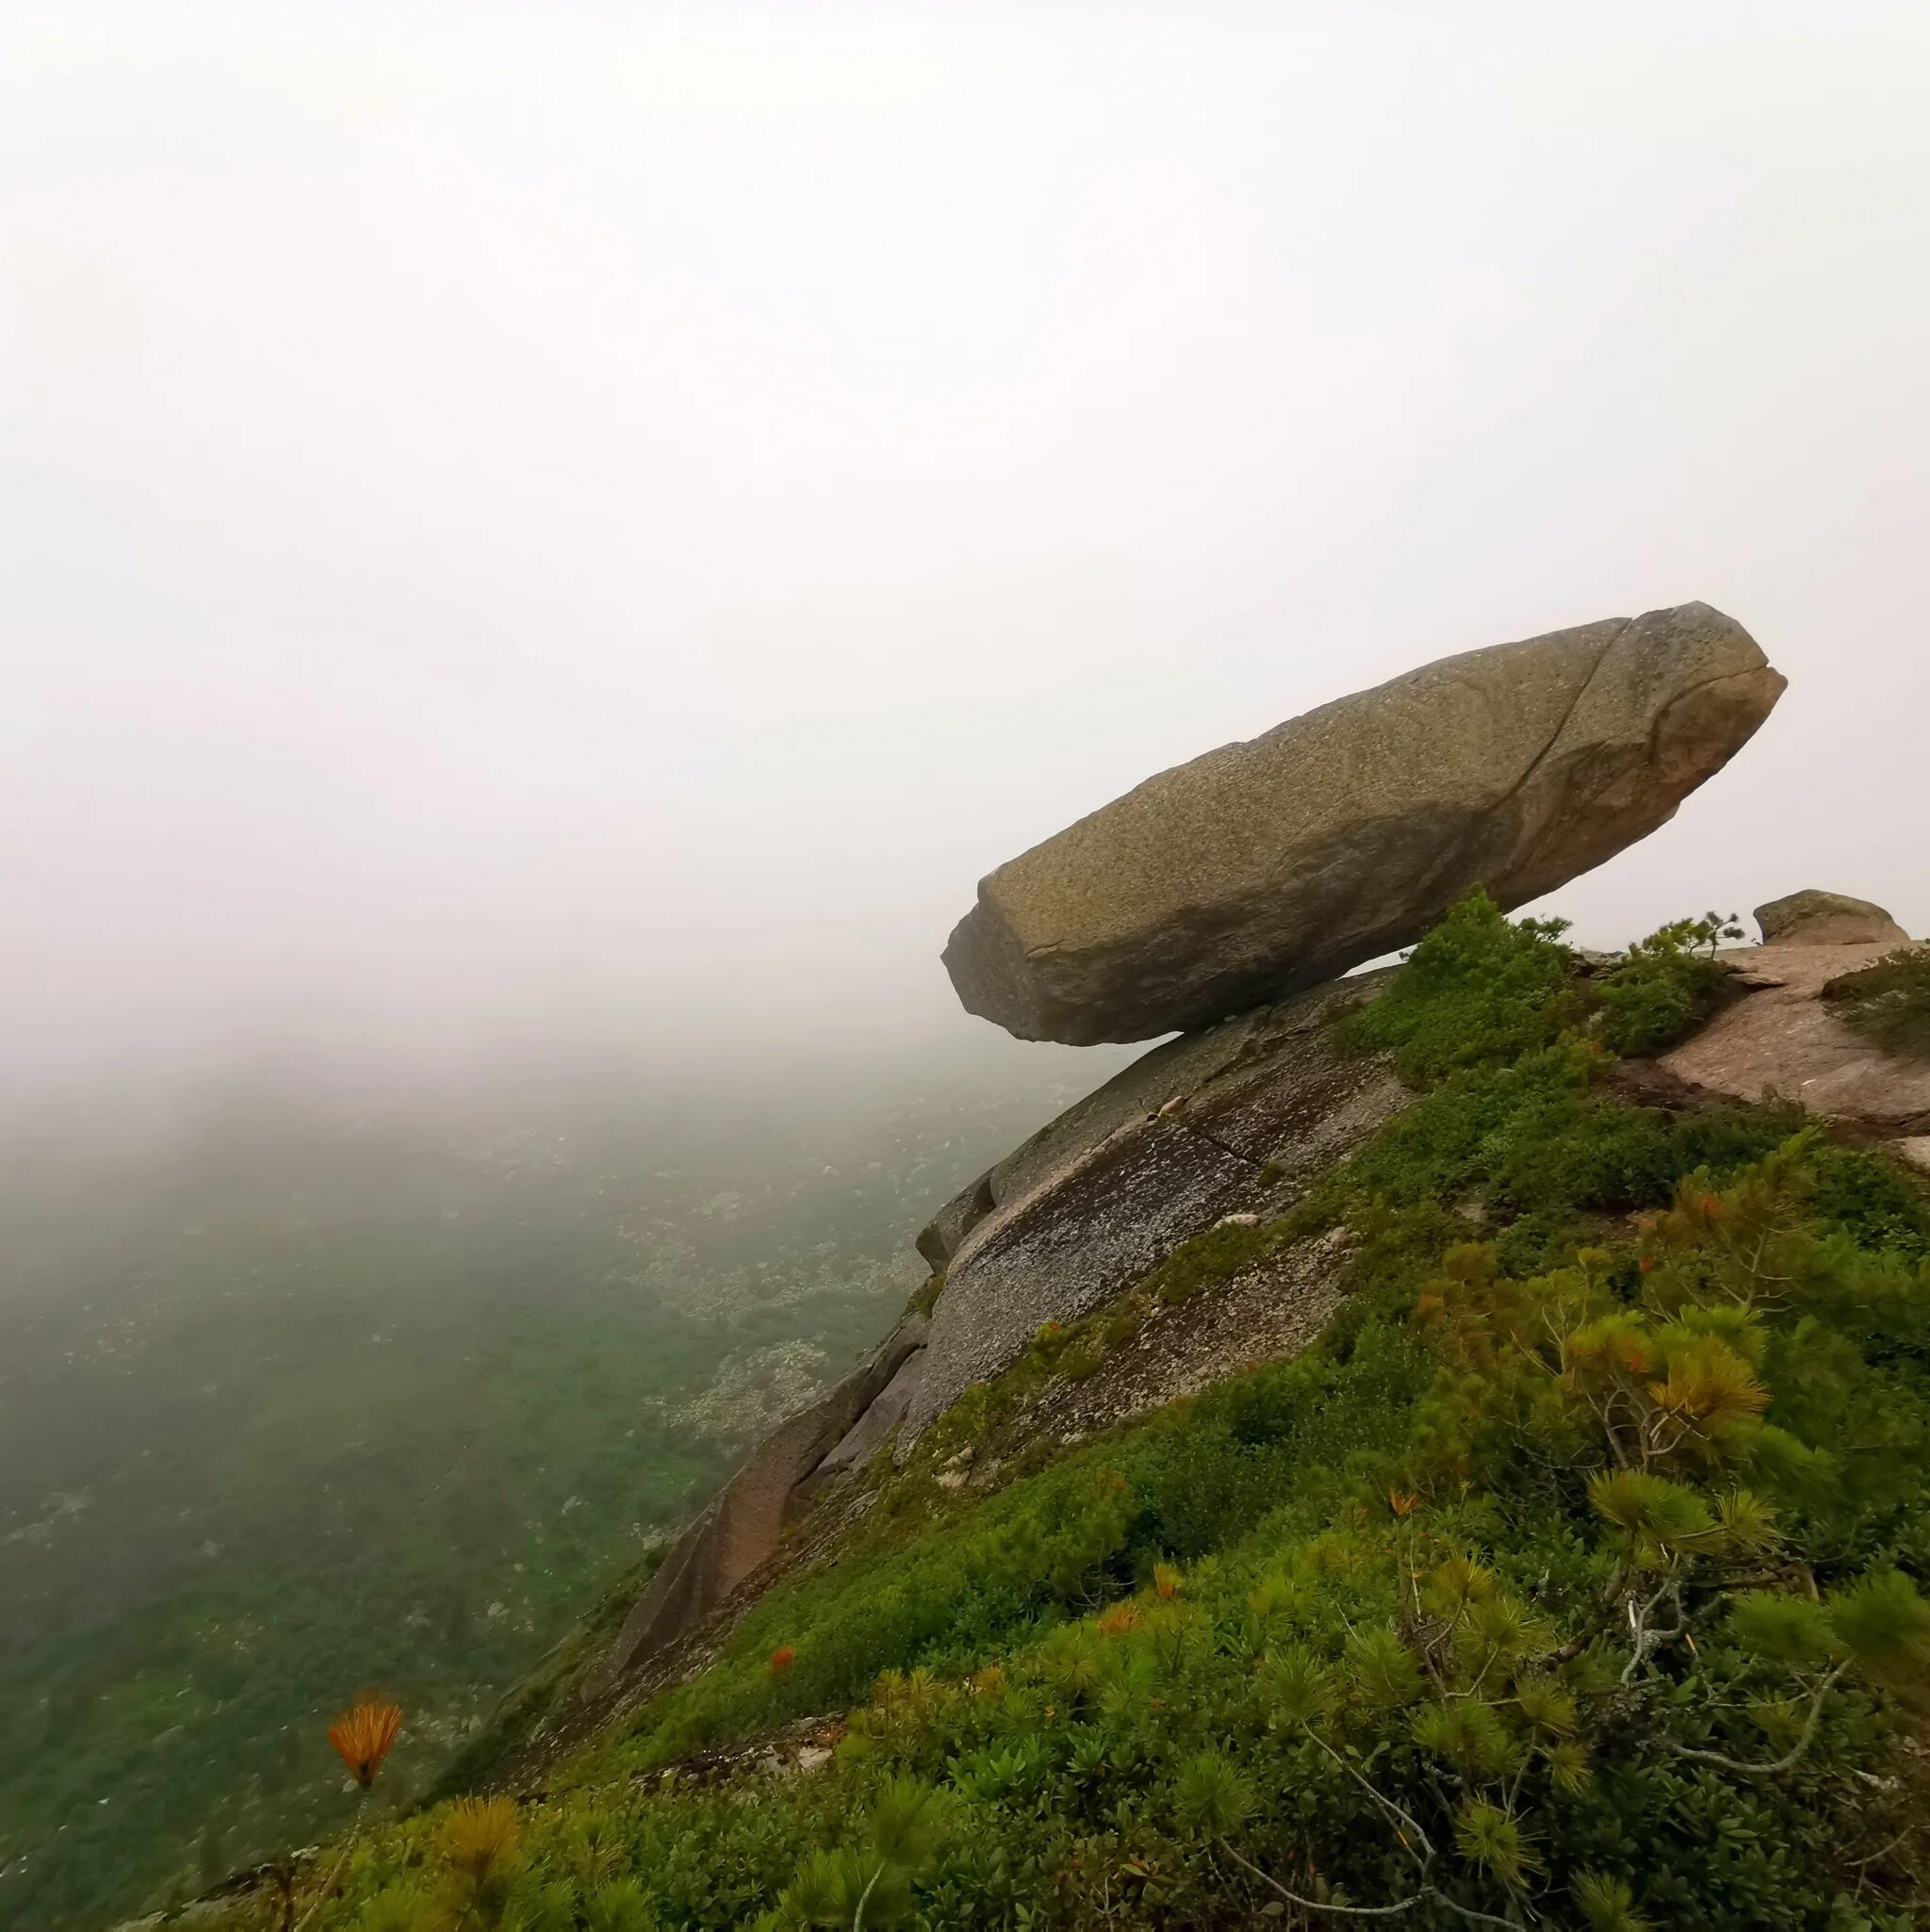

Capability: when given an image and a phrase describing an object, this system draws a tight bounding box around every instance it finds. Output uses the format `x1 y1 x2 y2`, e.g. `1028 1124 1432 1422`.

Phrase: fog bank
5 3 1926 1108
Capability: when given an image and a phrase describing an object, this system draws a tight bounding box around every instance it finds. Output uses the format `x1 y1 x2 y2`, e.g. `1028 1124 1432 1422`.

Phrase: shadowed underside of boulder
944 602 1785 1044
902 974 1409 1444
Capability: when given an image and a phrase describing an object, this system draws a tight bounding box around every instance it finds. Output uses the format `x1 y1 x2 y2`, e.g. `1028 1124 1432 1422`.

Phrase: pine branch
1218 1840 1519 1928
1672 1663 1845 1776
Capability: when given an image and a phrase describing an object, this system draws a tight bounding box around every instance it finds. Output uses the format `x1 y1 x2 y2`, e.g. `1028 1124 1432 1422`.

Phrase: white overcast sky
3 2 1926 1099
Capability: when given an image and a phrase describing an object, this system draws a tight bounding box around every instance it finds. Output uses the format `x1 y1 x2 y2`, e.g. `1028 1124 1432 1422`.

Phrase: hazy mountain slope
0 1041 1126 1930
215 899 1930 1932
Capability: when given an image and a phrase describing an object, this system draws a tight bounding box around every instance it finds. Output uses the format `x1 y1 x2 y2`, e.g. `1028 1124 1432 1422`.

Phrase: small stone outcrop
902 974 1409 1444
1755 890 1910 948
915 1171 994 1270
594 1318 928 1690
807 1349 926 1483
1661 940 1929 1132
943 602 1784 1044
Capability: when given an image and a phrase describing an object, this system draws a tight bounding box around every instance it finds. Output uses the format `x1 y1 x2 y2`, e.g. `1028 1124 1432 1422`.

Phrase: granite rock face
808 1348 927 1483
902 974 1410 1445
593 1318 927 1689
944 602 1785 1044
1755 890 1910 949
1661 941 1930 1131
915 1171 994 1271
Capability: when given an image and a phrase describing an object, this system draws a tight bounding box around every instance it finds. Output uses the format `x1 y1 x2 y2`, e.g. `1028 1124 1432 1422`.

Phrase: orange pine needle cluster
327 1697 401 1789
970 1662 1007 1698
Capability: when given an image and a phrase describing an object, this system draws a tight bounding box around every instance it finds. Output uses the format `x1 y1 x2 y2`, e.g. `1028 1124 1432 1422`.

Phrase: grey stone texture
903 974 1409 1444
944 602 1784 1044
1754 890 1910 948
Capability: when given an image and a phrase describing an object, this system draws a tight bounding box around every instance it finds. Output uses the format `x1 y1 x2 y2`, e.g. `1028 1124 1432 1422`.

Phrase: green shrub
277 891 1930 1931
311 1132 1922 1928
1337 886 1579 1082
1592 912 1740 1056
1141 1218 1279 1305
1825 945 1930 1060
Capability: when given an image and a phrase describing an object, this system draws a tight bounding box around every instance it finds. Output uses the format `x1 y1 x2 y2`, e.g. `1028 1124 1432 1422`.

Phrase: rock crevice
593 1317 929 1690
903 974 1409 1444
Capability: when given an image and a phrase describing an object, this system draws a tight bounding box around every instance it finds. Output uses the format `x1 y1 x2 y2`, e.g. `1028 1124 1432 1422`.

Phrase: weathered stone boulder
944 602 1785 1044
903 974 1409 1444
809 1349 926 1482
1755 890 1909 948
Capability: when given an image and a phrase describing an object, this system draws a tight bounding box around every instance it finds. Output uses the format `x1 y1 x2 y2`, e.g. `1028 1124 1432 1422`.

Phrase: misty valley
7 5 1930 1927
0 1044 1117 1928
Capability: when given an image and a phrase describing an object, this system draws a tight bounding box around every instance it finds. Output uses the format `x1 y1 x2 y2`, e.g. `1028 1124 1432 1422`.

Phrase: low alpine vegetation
213 894 1930 1930
1826 945 1930 1060
1590 909 1742 1056
1342 891 1744 1072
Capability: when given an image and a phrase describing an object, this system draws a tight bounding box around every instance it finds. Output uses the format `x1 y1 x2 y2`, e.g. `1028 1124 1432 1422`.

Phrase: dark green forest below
0 1043 1120 1930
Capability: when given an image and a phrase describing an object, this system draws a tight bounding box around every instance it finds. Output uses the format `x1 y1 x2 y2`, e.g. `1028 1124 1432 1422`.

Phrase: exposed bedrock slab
1754 890 1909 949
911 1012 1321 1271
594 1318 927 1690
915 1171 994 1270
1017 1228 1357 1447
944 602 1785 1044
903 975 1409 1446
810 1348 927 1482
1661 942 1930 1130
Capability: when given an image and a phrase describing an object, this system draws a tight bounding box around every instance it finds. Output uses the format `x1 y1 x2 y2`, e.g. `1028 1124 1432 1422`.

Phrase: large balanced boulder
944 602 1785 1044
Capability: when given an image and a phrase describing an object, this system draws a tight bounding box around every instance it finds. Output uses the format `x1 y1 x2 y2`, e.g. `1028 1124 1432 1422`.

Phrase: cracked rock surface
903 975 1407 1444
943 601 1785 1044
1014 1228 1357 1449
1662 941 1930 1131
